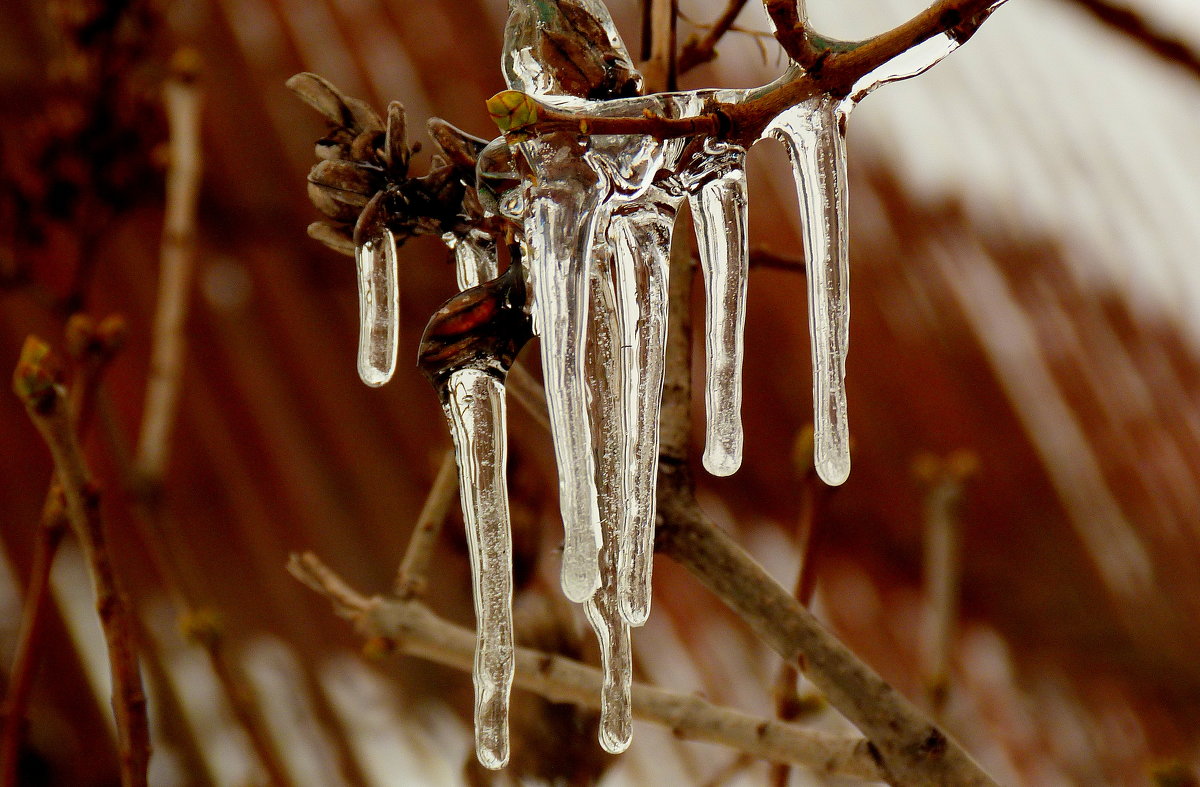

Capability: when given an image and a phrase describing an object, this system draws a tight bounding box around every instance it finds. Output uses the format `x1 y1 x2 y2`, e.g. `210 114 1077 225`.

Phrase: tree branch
394 449 460 598
13 339 150 787
289 552 885 782
1063 0 1200 81
655 488 998 786
679 0 753 73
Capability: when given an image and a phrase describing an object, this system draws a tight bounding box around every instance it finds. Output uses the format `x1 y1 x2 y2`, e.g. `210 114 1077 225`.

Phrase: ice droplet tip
702 446 742 477
357 364 393 387
816 457 850 486
599 725 632 754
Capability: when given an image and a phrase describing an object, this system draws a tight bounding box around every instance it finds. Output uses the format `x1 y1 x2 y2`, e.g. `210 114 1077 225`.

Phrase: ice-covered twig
13 338 150 787
289 552 885 781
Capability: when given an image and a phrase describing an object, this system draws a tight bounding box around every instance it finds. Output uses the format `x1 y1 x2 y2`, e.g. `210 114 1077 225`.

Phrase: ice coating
443 368 515 769
608 191 679 626
448 230 500 290
583 262 634 752
766 94 851 486
521 134 605 601
354 227 399 386
680 138 750 477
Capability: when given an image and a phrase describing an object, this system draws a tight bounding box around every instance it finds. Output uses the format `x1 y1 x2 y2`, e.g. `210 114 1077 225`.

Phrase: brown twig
133 49 203 490
1063 0 1200 81
750 247 807 275
2 318 125 787
678 0 753 73
394 449 460 597
13 340 150 787
914 451 977 720
289 552 885 781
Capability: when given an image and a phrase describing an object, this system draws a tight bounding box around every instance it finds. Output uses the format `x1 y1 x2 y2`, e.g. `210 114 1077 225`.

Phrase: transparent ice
353 219 399 387
583 260 634 753
442 368 515 770
446 229 500 291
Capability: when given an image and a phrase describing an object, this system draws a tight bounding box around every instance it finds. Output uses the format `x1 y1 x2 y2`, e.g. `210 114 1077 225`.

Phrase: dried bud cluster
288 73 500 258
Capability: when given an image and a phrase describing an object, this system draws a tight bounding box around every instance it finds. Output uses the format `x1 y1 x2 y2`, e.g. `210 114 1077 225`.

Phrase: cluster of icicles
350 0 994 769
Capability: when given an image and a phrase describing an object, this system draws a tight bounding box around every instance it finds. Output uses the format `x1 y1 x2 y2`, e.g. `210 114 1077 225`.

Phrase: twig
13 339 150 787
642 0 679 93
394 449 460 597
914 451 976 720
750 247 806 275
1063 0 1200 81
1 316 125 787
655 492 998 786
134 49 203 489
289 553 885 781
678 0 752 73
506 362 551 431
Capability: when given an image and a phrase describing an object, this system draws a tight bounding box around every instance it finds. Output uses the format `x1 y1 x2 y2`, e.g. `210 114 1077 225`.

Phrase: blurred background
2 0 1200 784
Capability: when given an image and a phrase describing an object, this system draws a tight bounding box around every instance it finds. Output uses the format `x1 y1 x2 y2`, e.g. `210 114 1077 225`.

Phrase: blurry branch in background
11 338 150 787
914 451 977 720
678 0 754 72
1 315 125 787
290 552 886 782
1064 0 1200 81
394 450 460 598
133 49 204 491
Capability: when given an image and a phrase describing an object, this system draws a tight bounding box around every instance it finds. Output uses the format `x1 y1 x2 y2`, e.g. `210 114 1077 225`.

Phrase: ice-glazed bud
503 0 643 99
476 137 527 220
352 190 400 386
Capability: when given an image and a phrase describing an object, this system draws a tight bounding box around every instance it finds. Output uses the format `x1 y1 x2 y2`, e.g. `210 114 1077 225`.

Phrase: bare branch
679 0 753 73
134 50 204 489
14 339 150 787
292 552 885 781
394 450 460 598
1063 0 1200 81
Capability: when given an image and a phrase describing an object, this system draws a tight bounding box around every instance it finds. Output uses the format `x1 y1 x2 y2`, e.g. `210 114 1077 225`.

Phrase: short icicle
521 136 605 602
766 95 851 486
449 230 500 291
353 191 400 386
609 192 678 626
583 258 634 753
442 368 516 770
682 139 751 477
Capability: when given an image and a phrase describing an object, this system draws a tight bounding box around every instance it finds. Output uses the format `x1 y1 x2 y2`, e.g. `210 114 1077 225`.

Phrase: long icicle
443 368 516 769
523 141 605 602
583 257 634 753
767 95 851 486
610 193 677 626
685 139 750 477
450 229 500 291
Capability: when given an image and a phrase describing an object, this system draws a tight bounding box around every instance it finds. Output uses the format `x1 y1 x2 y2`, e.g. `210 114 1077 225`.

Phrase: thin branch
642 0 679 93
13 340 150 787
655 490 998 786
506 362 551 431
290 553 884 782
134 49 203 489
914 451 976 720
1063 0 1200 81
1 316 125 787
751 247 806 275
679 0 753 73
394 449 459 598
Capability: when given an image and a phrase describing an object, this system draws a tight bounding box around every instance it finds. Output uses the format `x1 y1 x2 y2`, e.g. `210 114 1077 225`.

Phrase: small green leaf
486 90 542 135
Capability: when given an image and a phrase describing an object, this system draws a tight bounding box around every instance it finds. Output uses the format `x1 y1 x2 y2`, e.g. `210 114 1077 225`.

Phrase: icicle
521 135 605 602
442 368 516 770
679 139 750 477
352 190 400 387
608 190 679 626
583 259 633 753
766 95 851 486
446 230 500 291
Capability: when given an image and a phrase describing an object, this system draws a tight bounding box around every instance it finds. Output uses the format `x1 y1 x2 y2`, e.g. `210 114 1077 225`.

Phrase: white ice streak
766 94 852 486
354 228 399 386
680 138 750 477
448 230 500 291
443 368 516 770
584 261 634 752
609 189 680 626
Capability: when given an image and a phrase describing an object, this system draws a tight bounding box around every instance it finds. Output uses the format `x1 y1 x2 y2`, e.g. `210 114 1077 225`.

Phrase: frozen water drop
447 230 500 291
443 368 516 770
